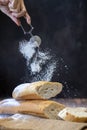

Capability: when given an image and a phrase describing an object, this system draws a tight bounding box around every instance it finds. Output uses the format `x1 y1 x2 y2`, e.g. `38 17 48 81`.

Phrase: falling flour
19 39 79 97
19 39 57 81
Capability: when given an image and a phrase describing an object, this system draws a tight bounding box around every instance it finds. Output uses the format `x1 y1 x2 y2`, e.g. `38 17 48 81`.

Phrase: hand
0 0 31 26
9 0 31 25
0 0 20 25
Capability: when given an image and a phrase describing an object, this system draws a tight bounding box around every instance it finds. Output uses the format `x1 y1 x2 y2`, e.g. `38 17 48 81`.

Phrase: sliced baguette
12 81 63 100
58 107 87 123
0 98 65 119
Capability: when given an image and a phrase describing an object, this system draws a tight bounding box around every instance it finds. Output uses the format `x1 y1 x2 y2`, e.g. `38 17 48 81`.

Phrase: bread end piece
58 107 87 123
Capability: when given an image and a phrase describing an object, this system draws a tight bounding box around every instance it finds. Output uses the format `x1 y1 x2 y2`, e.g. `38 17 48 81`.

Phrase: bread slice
0 98 65 119
58 107 87 123
12 81 63 100
0 114 87 130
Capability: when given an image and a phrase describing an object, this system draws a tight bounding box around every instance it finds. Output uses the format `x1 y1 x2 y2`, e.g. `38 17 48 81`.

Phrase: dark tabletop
53 98 87 107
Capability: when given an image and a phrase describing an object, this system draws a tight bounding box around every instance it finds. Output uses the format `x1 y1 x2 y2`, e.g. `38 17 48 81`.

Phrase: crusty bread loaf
0 114 87 130
58 107 87 123
12 81 63 100
0 98 65 119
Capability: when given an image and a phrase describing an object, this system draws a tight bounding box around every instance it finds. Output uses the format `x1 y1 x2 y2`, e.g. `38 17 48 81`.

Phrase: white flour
19 40 39 60
19 39 57 81
1 99 20 106
19 39 79 97
30 60 57 82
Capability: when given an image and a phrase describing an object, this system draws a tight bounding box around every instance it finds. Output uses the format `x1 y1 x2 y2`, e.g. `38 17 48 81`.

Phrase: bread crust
0 99 65 119
0 114 87 130
12 81 63 100
58 107 87 123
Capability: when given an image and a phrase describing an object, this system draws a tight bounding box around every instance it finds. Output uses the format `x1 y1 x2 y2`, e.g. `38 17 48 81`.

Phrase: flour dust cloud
19 39 57 82
19 38 79 97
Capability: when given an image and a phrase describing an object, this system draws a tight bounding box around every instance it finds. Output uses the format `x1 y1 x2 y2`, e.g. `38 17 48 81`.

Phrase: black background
0 0 87 98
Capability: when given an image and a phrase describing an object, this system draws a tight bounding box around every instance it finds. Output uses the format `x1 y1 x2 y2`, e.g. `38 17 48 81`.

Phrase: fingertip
10 15 21 26
26 13 31 25
13 20 21 26
17 22 21 26
27 18 31 25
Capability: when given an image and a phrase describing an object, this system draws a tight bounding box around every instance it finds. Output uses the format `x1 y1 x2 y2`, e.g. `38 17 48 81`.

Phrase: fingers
0 0 9 5
0 5 20 26
0 0 31 26
8 0 21 13
7 11 21 26
24 12 31 25
9 0 19 9
11 10 31 25
21 0 31 24
11 9 26 18
9 8 20 13
10 15 21 26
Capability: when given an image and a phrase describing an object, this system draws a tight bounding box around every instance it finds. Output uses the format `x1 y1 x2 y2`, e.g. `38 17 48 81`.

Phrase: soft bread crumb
58 107 87 123
12 81 63 100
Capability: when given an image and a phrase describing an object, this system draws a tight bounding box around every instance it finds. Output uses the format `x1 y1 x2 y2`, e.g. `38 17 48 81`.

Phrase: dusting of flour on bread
0 99 20 107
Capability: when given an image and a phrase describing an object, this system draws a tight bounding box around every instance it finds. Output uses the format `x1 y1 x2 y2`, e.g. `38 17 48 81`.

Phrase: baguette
0 98 65 119
12 81 63 100
0 114 87 130
58 107 87 123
